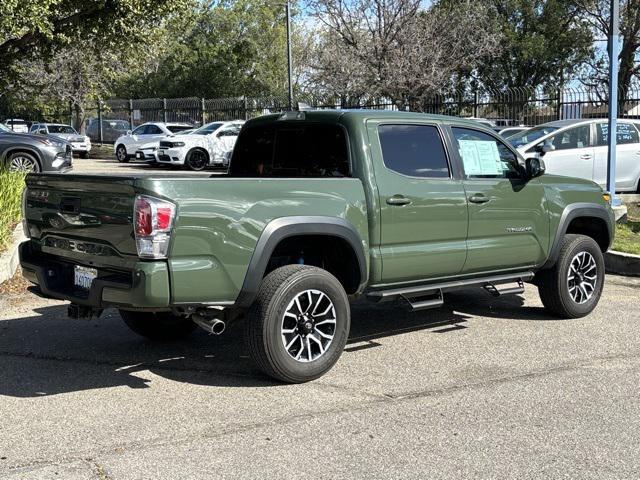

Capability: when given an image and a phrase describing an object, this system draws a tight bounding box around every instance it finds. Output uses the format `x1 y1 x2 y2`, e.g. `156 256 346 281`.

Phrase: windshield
193 122 223 135
0 123 10 133
507 125 559 147
167 125 193 133
48 125 76 134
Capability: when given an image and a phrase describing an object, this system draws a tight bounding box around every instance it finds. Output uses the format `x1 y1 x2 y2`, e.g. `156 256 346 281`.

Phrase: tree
0 0 189 82
307 0 500 110
464 0 594 91
115 0 293 99
577 0 640 103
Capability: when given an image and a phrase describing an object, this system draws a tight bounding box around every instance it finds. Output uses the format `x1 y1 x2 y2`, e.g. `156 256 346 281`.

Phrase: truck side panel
136 177 369 305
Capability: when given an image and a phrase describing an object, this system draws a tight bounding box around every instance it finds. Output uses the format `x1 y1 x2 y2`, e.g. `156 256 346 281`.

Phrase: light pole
607 0 621 206
285 0 294 110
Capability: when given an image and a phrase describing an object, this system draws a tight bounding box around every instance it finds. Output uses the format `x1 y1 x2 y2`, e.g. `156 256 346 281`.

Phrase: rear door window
377 125 450 178
229 123 350 177
596 122 640 146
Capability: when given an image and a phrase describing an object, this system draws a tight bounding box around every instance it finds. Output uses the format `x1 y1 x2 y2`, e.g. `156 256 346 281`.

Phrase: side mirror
526 157 546 179
536 140 555 155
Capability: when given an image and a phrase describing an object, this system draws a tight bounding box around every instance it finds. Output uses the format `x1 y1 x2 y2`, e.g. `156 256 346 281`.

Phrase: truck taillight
134 195 176 259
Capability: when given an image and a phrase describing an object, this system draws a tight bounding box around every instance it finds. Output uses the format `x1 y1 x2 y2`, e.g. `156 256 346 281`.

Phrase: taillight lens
133 195 176 259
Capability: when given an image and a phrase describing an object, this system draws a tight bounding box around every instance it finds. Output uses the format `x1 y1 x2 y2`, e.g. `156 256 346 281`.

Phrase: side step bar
367 271 534 310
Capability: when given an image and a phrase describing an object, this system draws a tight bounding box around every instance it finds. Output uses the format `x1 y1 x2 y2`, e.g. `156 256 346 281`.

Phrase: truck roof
246 109 488 129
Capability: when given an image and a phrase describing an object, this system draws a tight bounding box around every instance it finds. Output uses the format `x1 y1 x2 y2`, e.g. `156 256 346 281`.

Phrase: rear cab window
229 123 350 177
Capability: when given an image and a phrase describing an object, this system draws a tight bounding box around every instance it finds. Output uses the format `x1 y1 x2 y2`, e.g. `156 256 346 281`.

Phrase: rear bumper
19 241 170 309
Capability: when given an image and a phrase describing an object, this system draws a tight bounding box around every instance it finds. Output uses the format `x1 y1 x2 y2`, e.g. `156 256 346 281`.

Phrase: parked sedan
114 122 193 162
156 121 244 170
507 118 640 192
499 126 529 138
30 123 91 158
0 123 72 172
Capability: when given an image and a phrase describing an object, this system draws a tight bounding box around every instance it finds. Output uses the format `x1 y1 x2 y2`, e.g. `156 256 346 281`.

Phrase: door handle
468 194 490 204
386 195 412 206
580 154 593 160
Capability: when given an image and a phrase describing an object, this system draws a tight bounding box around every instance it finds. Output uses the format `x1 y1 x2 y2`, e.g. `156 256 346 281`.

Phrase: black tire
537 234 605 318
6 151 41 172
245 265 350 383
80 151 89 159
116 145 129 163
119 310 197 341
185 148 209 171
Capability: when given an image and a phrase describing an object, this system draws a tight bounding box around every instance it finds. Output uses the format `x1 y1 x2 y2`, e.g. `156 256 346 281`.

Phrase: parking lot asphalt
0 274 639 479
69 155 220 176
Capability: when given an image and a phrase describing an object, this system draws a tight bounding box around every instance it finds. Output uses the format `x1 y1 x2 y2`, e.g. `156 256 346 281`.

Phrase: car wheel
537 234 605 319
119 310 197 341
7 152 41 173
245 265 350 383
80 152 89 159
116 145 129 163
185 149 208 171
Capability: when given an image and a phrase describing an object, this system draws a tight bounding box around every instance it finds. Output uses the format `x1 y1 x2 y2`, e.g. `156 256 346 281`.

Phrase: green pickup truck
20 110 614 382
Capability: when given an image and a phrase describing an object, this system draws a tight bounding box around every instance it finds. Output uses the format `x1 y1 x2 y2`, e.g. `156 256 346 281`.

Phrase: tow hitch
67 304 103 320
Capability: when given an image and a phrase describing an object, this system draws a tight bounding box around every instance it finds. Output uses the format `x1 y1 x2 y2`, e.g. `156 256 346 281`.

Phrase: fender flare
2 145 42 165
234 216 368 308
542 203 614 269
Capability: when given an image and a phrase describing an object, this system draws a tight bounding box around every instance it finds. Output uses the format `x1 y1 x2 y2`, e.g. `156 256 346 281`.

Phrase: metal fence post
473 90 479 118
97 99 103 144
555 88 562 120
163 98 168 123
129 99 134 129
244 97 249 120
201 98 206 125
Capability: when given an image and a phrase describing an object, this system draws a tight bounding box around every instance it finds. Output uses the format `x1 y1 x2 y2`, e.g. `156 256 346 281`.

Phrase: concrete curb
605 250 640 277
0 224 26 285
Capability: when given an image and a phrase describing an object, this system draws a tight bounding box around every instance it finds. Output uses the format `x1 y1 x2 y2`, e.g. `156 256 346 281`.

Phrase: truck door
367 121 468 284
448 126 550 274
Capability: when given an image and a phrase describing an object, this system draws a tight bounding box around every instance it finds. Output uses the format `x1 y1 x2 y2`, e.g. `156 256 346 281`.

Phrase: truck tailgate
24 174 138 257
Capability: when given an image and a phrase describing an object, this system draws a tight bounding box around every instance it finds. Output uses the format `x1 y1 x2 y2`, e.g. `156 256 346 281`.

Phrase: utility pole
286 0 294 110
607 0 621 206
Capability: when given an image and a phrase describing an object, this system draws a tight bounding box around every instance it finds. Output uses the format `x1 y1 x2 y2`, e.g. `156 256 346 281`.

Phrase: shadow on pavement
0 288 552 397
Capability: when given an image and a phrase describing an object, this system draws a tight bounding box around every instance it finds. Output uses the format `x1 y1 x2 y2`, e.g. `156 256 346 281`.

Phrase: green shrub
0 169 26 251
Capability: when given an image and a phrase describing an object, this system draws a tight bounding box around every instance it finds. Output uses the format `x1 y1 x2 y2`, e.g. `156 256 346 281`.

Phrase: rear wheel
537 234 605 318
119 310 197 341
245 265 350 383
185 148 209 171
116 145 129 163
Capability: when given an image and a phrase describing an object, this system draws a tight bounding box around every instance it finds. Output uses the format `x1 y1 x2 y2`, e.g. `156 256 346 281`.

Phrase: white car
114 122 193 163
508 119 640 193
30 123 92 158
4 118 29 133
156 121 244 170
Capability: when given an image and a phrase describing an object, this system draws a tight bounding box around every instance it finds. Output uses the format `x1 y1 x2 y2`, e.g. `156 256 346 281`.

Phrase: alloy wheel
281 289 336 363
9 155 38 172
567 251 597 304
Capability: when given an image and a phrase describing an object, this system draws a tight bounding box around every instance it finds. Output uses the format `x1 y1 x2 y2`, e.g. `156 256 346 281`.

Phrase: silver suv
0 123 72 172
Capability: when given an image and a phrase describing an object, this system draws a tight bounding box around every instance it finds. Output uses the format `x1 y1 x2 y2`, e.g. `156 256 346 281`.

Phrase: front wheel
7 152 40 172
116 145 129 163
185 148 209 171
119 310 197 341
245 265 350 383
537 234 605 318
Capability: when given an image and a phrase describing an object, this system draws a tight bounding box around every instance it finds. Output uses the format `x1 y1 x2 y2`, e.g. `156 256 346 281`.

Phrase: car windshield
0 123 10 133
48 125 76 134
193 122 224 135
507 125 560 147
167 125 193 133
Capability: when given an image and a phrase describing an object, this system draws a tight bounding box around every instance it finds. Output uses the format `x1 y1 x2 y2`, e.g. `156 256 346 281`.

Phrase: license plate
74 266 97 289
136 152 143 159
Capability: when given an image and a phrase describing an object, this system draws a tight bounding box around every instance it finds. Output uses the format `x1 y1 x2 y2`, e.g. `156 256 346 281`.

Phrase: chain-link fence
3 85 640 143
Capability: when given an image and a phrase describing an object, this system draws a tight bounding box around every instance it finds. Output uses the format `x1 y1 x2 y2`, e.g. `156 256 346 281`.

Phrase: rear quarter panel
136 177 369 304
